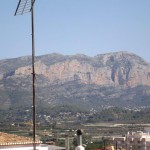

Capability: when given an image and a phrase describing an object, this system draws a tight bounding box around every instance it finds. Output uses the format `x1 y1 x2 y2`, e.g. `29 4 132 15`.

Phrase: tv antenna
14 0 36 150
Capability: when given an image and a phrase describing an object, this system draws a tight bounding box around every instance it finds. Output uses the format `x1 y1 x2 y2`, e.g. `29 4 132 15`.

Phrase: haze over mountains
0 51 150 111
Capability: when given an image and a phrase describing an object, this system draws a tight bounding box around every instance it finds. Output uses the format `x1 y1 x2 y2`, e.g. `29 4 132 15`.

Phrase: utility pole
115 140 117 150
104 140 106 150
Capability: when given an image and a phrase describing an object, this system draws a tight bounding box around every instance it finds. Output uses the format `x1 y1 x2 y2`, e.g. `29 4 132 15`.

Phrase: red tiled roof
0 132 41 145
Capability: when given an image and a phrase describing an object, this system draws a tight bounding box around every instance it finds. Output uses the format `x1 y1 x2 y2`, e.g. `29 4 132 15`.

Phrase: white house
0 143 48 150
113 131 150 150
0 132 48 150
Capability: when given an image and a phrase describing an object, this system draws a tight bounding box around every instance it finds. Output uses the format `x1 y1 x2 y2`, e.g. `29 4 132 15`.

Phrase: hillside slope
0 51 150 111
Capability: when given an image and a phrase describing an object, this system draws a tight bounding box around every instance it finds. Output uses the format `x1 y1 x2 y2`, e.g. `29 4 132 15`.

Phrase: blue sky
1 0 150 62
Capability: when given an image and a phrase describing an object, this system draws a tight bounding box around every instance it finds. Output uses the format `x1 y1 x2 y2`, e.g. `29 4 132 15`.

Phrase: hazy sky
1 0 150 62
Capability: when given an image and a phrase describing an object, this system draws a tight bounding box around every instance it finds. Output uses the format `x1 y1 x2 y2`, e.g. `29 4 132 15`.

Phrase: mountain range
0 51 150 112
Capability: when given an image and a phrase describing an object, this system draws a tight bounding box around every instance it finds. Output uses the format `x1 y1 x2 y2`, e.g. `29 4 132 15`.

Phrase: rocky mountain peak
0 51 150 111
1 51 150 88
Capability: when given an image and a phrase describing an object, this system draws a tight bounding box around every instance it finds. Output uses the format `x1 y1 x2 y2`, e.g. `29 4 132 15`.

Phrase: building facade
0 143 48 150
0 132 48 150
113 131 150 150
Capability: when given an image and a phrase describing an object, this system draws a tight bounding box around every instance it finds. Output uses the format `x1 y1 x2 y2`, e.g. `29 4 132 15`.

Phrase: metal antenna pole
31 0 36 149
14 1 36 149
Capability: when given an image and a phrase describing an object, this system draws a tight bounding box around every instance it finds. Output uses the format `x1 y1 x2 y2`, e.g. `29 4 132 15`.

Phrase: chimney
75 129 85 150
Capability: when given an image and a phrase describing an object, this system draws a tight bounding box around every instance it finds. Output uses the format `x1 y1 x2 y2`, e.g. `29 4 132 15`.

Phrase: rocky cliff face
0 51 150 110
13 51 150 88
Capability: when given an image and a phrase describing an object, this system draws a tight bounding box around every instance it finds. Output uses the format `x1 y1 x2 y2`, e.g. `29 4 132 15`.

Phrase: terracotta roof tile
0 132 41 145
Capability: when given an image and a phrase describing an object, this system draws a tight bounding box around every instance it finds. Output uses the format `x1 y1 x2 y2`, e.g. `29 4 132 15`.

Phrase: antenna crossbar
14 0 36 16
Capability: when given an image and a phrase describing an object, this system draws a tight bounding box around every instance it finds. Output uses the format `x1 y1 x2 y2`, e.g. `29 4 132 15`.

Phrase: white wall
0 144 48 150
